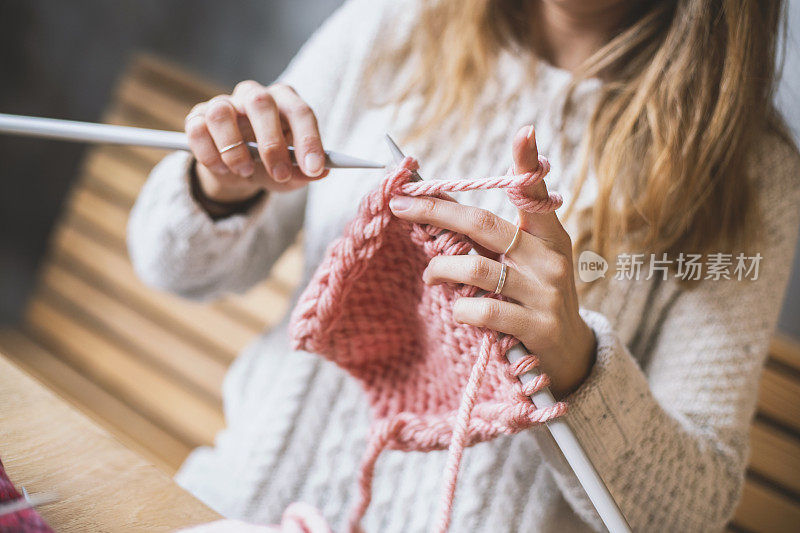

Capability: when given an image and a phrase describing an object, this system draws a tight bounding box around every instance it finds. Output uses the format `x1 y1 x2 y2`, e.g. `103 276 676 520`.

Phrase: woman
128 0 799 531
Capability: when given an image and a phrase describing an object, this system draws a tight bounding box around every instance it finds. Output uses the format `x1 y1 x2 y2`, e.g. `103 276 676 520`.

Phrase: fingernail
421 266 430 283
304 153 325 177
237 162 255 178
526 124 535 143
272 162 291 183
213 164 230 175
389 196 414 211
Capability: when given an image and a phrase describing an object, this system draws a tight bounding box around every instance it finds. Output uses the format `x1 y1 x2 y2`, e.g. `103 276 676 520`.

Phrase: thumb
511 125 564 241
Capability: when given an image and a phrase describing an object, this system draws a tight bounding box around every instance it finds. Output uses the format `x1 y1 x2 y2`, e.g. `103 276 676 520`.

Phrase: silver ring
503 224 522 256
219 141 244 154
494 263 508 294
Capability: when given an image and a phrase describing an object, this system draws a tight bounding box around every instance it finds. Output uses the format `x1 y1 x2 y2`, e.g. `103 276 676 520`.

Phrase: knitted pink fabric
289 157 567 532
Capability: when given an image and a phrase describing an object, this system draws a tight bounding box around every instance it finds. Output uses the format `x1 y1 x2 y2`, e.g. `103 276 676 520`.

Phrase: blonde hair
373 0 791 262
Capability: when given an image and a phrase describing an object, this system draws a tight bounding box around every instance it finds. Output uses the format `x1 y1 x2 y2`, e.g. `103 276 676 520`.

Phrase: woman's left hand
389 125 596 399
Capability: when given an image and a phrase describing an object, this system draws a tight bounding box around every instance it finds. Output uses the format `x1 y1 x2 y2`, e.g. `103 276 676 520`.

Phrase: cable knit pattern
126 0 800 531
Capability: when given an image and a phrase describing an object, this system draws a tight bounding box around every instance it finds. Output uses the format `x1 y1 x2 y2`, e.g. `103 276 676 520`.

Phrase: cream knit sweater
127 1 800 531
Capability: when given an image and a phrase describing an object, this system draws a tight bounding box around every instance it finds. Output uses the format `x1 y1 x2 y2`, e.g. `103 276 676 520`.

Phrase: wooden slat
0 329 190 473
758 366 800 432
117 75 195 128
129 54 223 106
733 480 800 533
24 297 224 447
68 186 130 240
83 148 147 205
51 223 257 361
38 262 226 403
749 421 800 495
769 334 800 373
117 142 173 170
63 186 282 348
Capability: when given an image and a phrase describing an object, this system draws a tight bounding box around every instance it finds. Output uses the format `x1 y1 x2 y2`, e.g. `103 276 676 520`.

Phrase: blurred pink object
0 457 53 533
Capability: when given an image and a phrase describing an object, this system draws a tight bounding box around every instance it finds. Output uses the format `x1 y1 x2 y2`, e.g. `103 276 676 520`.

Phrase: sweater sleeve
127 151 306 300
533 134 800 532
127 0 389 301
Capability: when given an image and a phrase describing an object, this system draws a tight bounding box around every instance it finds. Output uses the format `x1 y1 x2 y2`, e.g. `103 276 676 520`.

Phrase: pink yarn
270 503 333 533
288 157 567 532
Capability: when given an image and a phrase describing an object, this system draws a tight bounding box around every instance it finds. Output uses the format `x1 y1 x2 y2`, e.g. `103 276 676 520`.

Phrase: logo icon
578 250 608 283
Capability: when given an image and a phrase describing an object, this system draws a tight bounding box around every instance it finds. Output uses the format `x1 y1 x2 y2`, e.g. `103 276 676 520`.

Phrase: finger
453 297 559 352
389 195 520 255
232 82 293 183
205 96 255 177
439 194 498 259
184 105 229 176
184 102 207 125
512 125 567 243
423 255 534 304
271 83 326 178
452 297 538 340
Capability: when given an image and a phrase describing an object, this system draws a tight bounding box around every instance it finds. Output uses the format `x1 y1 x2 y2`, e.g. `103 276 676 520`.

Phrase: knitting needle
505 344 631 532
0 113 385 170
0 490 59 518
384 134 632 533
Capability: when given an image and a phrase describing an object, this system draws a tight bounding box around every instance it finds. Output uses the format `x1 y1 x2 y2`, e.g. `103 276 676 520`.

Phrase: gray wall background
1 1 798 338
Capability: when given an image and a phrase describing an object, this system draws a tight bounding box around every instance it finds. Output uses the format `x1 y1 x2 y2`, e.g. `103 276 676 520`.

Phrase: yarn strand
349 425 395 531
432 334 495 533
398 156 563 215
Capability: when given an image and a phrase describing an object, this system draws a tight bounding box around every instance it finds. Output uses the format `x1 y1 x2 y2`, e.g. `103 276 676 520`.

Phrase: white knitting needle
505 344 631 532
385 134 632 533
0 489 59 518
0 113 385 170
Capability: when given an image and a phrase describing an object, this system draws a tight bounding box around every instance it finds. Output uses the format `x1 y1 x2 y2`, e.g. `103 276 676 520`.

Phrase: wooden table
0 351 220 531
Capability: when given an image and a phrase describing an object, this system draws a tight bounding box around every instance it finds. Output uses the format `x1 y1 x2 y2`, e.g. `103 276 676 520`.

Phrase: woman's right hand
185 80 328 204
